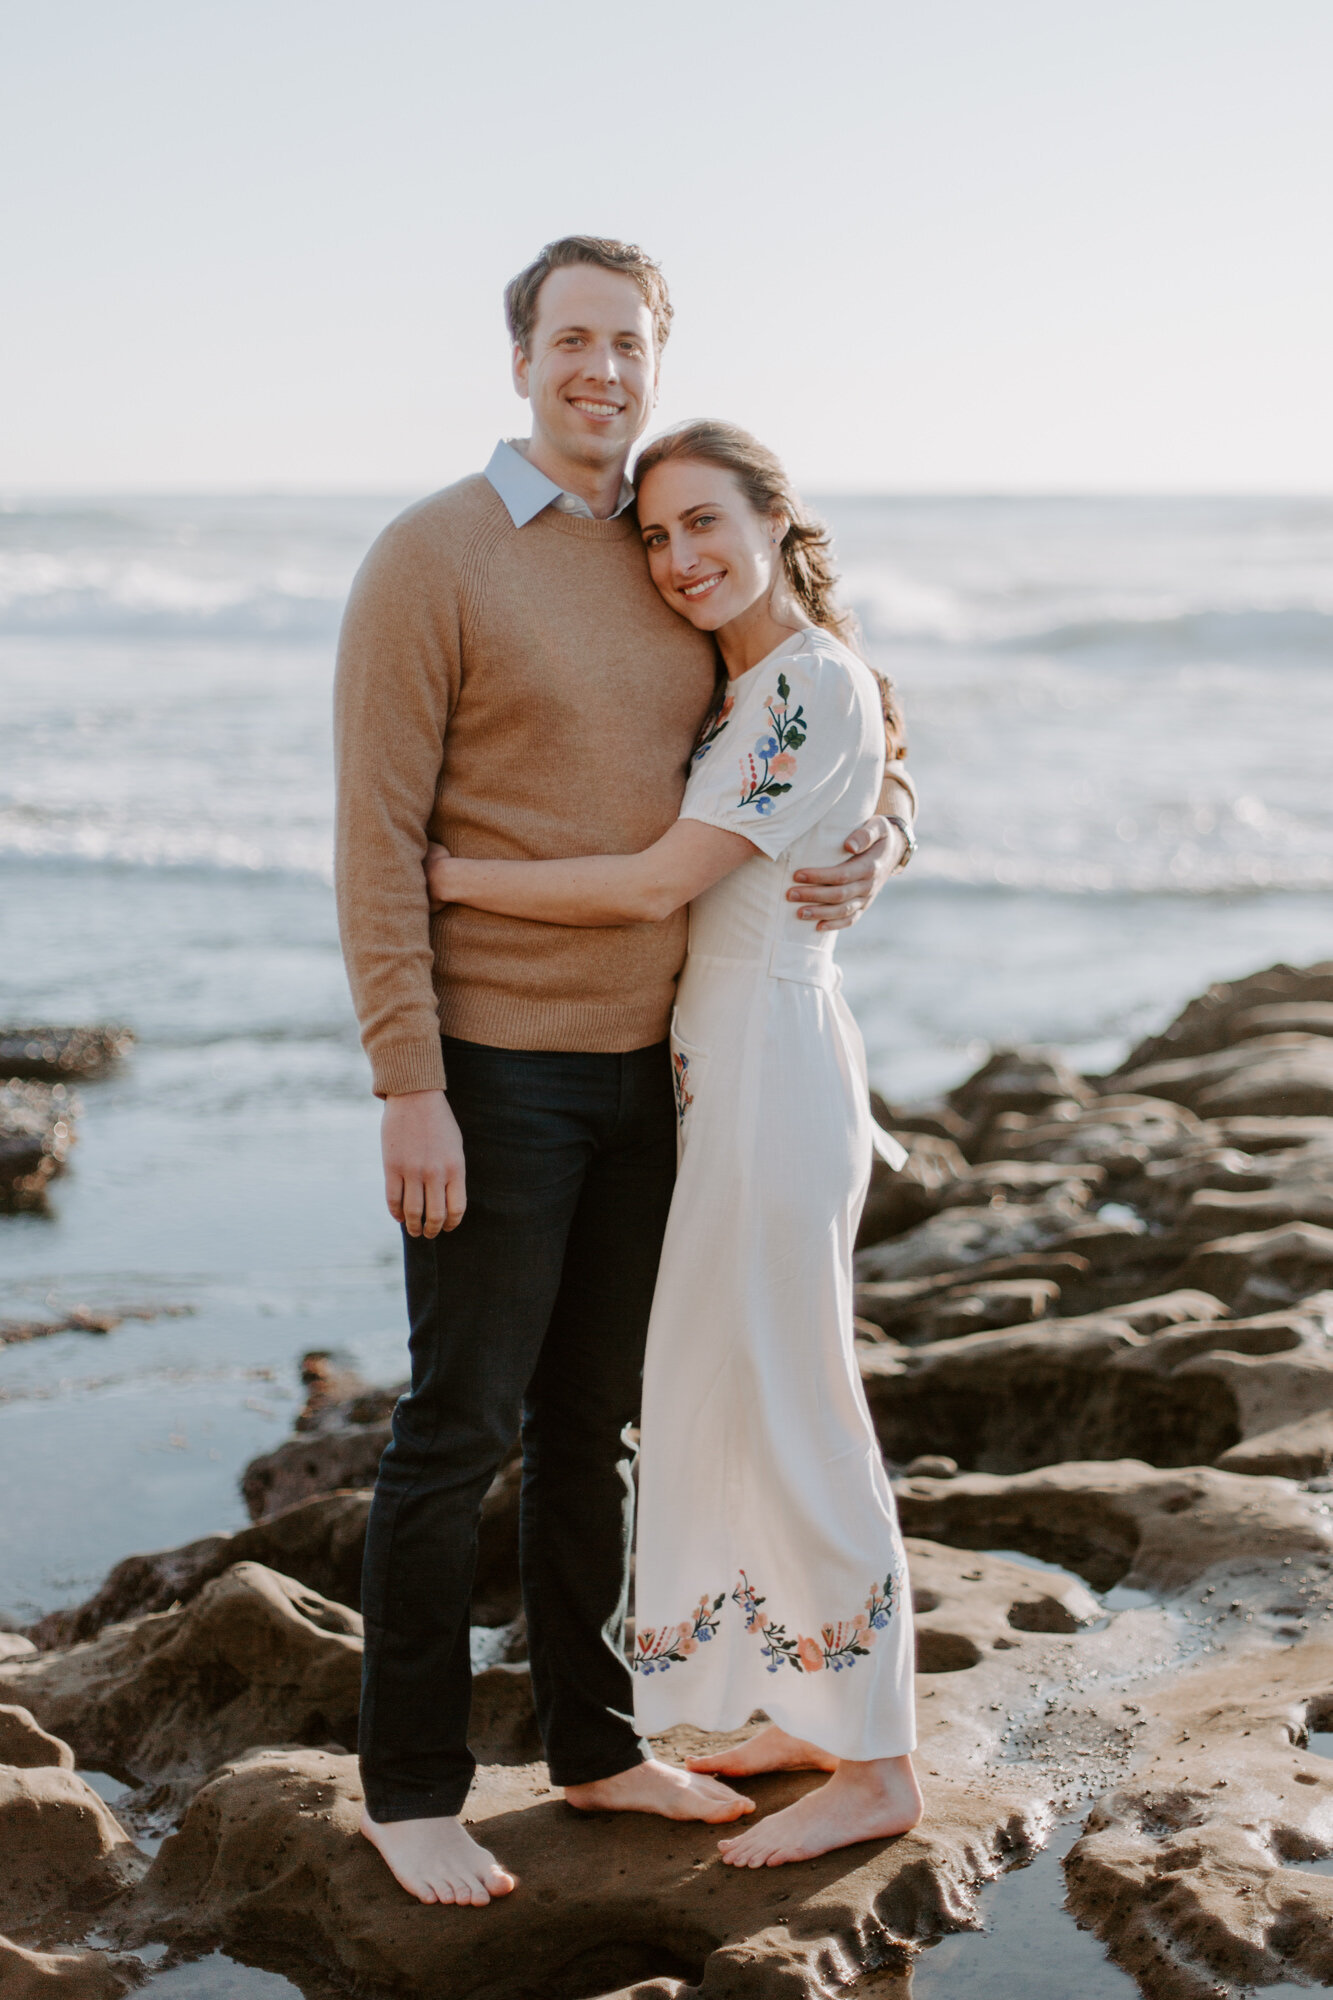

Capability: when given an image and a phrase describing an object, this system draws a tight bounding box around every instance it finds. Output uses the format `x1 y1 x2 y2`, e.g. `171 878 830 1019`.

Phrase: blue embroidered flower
737 672 807 814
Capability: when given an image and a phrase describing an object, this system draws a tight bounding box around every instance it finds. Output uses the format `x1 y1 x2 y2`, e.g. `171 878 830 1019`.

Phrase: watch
884 815 917 874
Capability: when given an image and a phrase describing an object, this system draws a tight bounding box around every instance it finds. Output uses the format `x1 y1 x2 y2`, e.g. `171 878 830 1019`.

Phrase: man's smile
569 398 624 418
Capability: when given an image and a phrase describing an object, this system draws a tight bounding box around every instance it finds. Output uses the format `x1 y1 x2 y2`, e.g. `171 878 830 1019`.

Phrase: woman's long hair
634 419 907 761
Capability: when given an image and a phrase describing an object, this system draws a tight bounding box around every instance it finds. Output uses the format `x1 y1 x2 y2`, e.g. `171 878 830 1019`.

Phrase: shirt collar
484 438 635 528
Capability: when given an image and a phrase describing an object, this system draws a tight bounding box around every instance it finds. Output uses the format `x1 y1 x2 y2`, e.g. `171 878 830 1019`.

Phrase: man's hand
788 815 908 931
381 1089 467 1238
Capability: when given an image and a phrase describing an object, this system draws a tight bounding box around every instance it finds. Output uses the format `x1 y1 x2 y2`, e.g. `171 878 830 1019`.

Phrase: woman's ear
769 511 789 546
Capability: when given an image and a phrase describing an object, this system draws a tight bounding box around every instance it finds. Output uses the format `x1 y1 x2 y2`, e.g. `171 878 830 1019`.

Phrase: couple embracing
334 235 922 1907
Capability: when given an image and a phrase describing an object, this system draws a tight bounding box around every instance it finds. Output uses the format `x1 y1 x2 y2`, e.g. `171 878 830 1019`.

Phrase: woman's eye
693 514 716 529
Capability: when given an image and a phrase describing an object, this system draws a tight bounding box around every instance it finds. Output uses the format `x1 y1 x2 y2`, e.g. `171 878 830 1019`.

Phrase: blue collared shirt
484 438 635 528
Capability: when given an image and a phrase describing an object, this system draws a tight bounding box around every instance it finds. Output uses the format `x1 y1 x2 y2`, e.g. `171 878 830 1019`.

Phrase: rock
0 1082 75 1212
856 1131 968 1248
0 1937 142 1999
1113 959 1333 1072
1215 1408 1333 1478
1117 1032 1333 1119
0 1027 133 1084
0 1563 364 1787
1171 1222 1333 1312
0 1303 192 1351
293 1349 401 1433
908 1540 1101 1669
862 1295 1333 1478
0 1635 38 1663
241 1421 391 1519
976 1093 1206 1173
872 1096 973 1147
3 1562 538 1795
0 1704 74 1769
1231 998 1333 1040
115 1736 1045 1997
855 1185 1096 1284
894 1459 1333 1593
28 1490 375 1648
904 1455 958 1479
0 1764 144 1930
1065 1641 1333 1996
950 1047 1095 1126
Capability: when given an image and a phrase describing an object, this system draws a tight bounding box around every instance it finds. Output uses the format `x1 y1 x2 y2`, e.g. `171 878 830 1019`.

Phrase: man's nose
582 342 619 383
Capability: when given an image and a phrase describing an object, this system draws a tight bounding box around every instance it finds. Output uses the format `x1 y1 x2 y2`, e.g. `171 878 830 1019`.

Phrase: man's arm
789 766 916 931
334 515 465 1237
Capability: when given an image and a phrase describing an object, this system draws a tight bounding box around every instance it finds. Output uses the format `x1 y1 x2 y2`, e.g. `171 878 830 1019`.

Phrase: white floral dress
632 628 917 1762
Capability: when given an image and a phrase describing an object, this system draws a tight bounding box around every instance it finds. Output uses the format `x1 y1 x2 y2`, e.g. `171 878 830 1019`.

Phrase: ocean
2 490 1331 1621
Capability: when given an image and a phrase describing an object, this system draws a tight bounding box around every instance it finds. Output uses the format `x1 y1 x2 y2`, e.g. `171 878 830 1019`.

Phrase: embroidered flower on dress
731 1568 899 1674
737 673 808 813
633 1591 726 1672
691 693 735 766
671 1048 694 1126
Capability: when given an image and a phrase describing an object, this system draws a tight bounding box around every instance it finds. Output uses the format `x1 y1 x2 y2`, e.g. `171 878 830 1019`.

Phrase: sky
1 0 1330 494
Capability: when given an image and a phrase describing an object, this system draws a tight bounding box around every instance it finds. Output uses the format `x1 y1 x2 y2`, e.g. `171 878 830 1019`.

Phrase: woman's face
637 459 783 632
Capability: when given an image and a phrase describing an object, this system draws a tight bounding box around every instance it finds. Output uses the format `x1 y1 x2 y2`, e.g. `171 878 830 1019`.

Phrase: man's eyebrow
546 322 646 340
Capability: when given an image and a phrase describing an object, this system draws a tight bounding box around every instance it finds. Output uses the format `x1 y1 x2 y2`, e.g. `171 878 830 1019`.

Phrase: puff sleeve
679 642 877 861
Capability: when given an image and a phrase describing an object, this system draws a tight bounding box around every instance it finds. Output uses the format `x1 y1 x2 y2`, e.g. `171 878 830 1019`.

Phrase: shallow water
911 1813 1138 1997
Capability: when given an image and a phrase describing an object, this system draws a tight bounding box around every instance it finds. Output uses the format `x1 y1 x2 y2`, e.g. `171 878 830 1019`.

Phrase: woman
427 422 922 1866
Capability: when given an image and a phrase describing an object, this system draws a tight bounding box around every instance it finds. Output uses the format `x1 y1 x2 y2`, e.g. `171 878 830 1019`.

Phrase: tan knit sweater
334 476 719 1096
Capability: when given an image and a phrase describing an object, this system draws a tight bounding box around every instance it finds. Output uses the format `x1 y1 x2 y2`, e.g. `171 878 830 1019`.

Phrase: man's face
513 264 658 472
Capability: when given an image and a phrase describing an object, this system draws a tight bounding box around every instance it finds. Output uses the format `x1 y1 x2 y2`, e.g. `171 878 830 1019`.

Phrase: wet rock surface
0 1027 133 1085
16 960 1333 1996
0 1081 76 1211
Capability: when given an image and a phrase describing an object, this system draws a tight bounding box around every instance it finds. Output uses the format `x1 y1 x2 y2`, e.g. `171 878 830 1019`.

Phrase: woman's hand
424 840 453 910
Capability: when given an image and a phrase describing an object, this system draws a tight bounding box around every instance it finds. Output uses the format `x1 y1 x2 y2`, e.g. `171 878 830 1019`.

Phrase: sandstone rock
862 1295 1333 1478
904 1455 958 1479
1231 998 1333 1040
854 1275 1062 1344
1118 1031 1333 1119
0 1027 133 1084
1216 1408 1333 1478
0 1937 142 1999
0 1764 144 1930
1065 1641 1333 1996
856 1131 968 1248
894 1459 1333 1593
116 1737 1046 1997
0 1082 75 1211
908 1539 1102 1666
0 1704 74 1769
949 1046 1095 1125
241 1420 390 1519
0 1635 38 1663
1171 1222 1333 1311
1113 959 1333 1072
976 1093 1206 1172
28 1489 374 1648
0 1563 363 1786
855 1186 1096 1284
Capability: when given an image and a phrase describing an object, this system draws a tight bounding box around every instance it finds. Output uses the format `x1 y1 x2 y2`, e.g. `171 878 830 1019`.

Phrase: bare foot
359 1809 517 1905
564 1756 754 1824
717 1754 923 1867
686 1723 837 1778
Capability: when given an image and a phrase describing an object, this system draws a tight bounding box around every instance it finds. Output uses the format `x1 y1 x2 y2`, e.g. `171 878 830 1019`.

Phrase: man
334 236 915 1906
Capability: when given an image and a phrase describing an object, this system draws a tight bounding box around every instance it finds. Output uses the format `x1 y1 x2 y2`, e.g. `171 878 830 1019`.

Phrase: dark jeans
358 1035 677 1821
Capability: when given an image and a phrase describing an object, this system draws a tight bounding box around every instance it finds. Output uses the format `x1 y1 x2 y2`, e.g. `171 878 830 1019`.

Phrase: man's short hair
504 237 673 357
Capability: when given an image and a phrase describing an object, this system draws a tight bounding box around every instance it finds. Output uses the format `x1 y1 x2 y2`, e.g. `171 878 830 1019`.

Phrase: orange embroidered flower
796 1635 825 1673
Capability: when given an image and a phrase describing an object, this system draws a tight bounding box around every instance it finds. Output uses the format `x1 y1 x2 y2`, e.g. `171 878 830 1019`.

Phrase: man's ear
512 343 531 401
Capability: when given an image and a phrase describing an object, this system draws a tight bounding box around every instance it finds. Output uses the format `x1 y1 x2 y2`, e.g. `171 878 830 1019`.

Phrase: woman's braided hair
633 420 907 762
